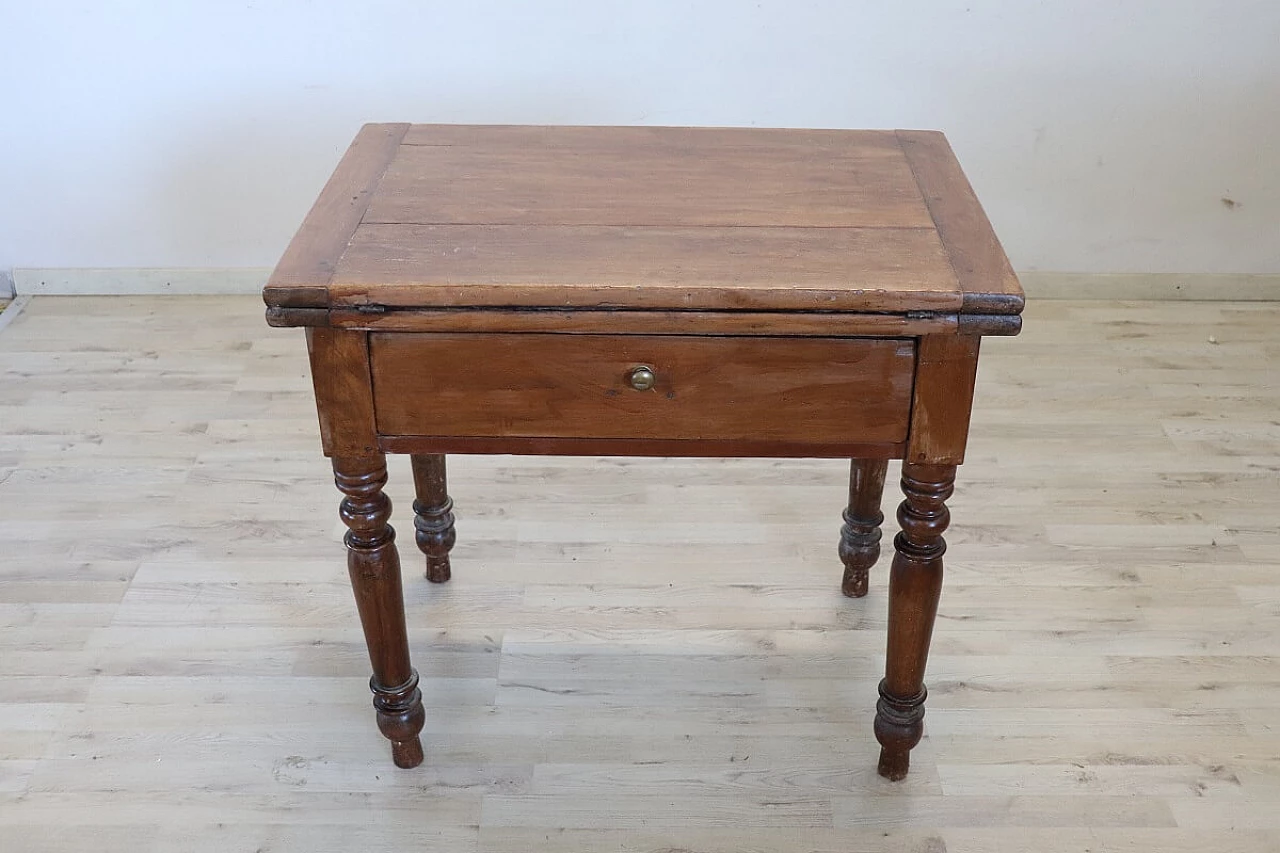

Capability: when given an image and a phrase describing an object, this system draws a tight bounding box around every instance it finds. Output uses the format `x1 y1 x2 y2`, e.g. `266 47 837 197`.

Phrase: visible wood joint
266 306 330 328
957 313 1022 336
960 291 1025 316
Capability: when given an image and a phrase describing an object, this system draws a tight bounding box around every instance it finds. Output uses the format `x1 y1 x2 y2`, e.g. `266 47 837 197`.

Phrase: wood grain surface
263 123 408 309
263 123 1025 323
897 130 1024 315
373 125 930 228
376 435 903 459
328 223 960 313
2 295 1279 851
328 307 957 337
905 334 983 465
304 327 378 457
368 332 915 444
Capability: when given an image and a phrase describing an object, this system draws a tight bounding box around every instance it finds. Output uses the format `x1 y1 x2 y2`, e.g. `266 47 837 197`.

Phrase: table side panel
306 327 380 457
368 333 916 445
904 333 982 465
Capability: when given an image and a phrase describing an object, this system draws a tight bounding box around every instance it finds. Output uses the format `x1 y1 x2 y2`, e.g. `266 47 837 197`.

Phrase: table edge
896 129 1025 316
266 305 1021 336
263 122 409 309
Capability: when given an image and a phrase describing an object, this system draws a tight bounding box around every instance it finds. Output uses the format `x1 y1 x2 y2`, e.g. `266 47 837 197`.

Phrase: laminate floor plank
1 296 1278 851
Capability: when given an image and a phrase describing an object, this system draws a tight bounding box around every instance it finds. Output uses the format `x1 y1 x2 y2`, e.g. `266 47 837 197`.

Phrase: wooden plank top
264 124 1022 321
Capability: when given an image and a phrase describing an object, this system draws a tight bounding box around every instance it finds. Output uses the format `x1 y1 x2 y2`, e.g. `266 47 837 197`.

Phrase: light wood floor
2 296 1279 852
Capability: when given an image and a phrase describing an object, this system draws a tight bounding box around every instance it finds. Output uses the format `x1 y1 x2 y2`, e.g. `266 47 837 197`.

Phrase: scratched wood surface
266 123 1017 316
2 296 1280 852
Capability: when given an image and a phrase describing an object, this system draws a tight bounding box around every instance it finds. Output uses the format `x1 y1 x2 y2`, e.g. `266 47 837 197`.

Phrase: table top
265 124 1022 323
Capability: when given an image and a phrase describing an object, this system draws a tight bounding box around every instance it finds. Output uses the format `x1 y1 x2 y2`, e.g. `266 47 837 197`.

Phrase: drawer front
369 333 914 444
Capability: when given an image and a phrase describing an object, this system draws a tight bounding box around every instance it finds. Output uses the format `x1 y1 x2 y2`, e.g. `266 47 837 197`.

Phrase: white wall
2 0 1278 276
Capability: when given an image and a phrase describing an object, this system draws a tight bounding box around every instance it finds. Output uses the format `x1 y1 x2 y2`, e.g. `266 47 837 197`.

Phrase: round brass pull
628 365 656 391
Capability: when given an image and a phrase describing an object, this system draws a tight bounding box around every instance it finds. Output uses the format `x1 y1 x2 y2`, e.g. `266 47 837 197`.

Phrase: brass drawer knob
628 365 656 391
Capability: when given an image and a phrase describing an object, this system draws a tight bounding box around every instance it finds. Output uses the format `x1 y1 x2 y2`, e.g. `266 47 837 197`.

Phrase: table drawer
369 333 915 444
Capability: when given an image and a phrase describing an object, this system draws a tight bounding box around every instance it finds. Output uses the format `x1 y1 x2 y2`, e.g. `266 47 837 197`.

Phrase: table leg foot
874 462 953 779
874 681 926 780
411 454 456 583
839 458 888 598
374 673 426 769
335 454 426 768
391 737 425 769
877 748 910 782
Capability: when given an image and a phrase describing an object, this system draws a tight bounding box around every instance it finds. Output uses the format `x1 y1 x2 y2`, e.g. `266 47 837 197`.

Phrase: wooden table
263 123 1023 781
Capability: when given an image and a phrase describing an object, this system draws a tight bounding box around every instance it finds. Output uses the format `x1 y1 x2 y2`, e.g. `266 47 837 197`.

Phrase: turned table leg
875 462 955 781
839 458 889 598
333 454 425 769
410 454 456 583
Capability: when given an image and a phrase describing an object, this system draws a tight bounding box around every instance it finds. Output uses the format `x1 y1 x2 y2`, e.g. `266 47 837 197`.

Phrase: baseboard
1019 272 1280 301
11 267 1280 301
0 295 32 334
13 267 273 295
